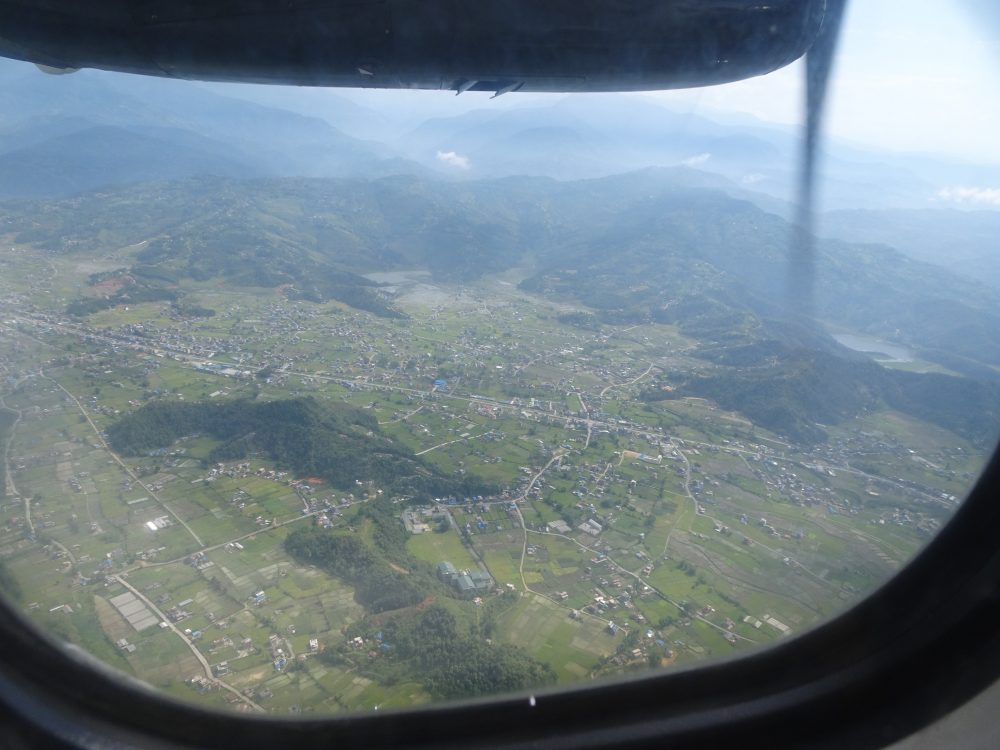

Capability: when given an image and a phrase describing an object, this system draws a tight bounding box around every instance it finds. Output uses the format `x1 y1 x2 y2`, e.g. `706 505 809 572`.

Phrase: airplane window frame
1 444 999 749
1 2 998 747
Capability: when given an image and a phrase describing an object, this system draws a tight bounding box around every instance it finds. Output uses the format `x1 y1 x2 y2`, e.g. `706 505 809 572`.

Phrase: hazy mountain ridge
645 342 1000 446
4 57 999 296
400 96 789 185
5 170 1000 381
0 59 424 197
7 56 1000 215
0 125 258 198
512 178 1000 374
821 208 1000 291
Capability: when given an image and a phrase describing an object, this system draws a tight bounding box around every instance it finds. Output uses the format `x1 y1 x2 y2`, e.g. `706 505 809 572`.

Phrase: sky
650 0 1000 164
336 1 1000 166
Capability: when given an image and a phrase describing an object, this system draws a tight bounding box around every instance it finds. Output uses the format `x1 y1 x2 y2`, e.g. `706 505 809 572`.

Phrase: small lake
833 333 915 363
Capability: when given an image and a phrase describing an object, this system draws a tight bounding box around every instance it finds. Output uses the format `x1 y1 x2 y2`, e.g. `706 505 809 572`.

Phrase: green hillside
645 342 1000 446
107 396 491 499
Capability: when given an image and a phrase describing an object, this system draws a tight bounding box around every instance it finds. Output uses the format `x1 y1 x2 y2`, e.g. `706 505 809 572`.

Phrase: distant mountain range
821 208 1000 291
0 58 425 198
0 125 256 198
6 56 1000 214
212 86 1000 212
4 57 999 287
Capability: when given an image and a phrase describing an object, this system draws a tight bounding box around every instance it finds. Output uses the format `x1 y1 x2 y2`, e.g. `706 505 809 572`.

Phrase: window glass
0 0 998 716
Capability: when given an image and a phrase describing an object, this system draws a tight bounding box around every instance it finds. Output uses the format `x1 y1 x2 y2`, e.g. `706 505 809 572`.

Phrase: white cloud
436 150 470 169
681 153 711 167
741 173 766 185
936 186 1000 207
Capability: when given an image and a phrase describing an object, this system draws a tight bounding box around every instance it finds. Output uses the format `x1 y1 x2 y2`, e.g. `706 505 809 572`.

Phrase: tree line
107 396 495 497
285 527 424 613
366 605 556 701
645 342 1000 446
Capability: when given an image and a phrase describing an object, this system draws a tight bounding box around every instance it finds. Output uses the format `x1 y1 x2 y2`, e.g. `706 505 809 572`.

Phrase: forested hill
516 186 1000 377
285 525 557 700
643 342 1000 446
107 396 491 498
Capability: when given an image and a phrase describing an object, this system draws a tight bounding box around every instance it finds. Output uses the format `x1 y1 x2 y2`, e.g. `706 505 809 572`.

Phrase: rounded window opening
0 0 999 718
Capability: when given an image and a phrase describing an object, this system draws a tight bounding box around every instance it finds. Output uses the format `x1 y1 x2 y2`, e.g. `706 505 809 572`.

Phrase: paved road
45 375 205 547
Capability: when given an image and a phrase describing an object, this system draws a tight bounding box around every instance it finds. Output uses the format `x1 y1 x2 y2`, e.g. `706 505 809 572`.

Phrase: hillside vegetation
107 396 491 498
285 523 556 701
644 342 1000 446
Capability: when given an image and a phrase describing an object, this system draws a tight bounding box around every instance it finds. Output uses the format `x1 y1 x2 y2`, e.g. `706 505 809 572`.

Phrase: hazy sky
651 0 1000 164
340 1 1000 165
